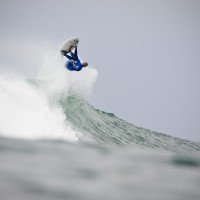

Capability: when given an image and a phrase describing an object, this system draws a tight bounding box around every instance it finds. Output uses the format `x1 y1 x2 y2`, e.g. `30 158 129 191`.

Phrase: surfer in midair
61 47 88 71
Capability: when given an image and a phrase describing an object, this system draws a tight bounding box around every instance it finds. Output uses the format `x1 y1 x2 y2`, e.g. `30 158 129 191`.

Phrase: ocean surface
0 58 200 200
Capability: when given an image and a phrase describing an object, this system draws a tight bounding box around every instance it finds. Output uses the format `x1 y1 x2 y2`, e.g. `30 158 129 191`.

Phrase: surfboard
60 37 79 55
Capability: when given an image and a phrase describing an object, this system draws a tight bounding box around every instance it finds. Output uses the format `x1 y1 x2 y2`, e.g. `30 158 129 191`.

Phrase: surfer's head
82 62 88 67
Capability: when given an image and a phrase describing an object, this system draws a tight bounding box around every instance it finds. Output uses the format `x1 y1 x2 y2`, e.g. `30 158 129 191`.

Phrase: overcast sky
0 0 200 141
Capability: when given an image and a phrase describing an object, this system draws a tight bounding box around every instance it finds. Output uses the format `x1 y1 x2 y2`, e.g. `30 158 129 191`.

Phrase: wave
0 73 199 152
0 49 199 152
60 93 200 152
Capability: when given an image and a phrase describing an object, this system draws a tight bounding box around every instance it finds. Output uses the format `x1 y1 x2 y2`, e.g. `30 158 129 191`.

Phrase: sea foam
0 45 98 141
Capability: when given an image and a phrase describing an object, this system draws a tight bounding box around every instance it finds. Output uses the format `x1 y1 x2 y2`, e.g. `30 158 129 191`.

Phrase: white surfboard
60 37 79 55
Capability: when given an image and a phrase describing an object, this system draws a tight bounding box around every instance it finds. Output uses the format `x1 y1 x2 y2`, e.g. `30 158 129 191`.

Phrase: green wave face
60 93 200 152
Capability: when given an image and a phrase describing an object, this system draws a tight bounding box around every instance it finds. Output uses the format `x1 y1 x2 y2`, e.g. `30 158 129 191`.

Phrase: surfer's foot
69 46 74 52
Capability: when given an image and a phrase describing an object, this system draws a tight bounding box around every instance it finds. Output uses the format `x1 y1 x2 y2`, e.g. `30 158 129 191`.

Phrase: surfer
61 47 88 71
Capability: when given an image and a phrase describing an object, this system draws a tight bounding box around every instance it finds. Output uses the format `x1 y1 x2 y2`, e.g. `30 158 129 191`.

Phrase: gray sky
0 0 200 141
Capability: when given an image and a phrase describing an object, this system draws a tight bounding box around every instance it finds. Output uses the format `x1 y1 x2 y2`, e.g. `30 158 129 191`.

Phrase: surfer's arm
74 59 83 71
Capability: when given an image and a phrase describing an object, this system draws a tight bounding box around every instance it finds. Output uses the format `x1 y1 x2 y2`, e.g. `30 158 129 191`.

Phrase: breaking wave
0 45 199 152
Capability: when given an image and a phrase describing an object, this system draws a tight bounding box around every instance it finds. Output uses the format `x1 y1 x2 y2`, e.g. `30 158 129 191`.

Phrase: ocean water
0 137 200 200
0 55 200 200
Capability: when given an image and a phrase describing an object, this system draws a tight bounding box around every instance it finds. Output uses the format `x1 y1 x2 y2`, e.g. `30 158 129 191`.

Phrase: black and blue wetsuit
62 47 83 71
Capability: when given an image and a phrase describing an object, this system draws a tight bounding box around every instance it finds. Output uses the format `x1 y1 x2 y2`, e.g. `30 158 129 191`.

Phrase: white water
0 44 98 141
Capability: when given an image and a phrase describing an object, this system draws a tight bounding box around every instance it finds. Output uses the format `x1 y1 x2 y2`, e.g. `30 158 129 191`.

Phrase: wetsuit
62 47 83 71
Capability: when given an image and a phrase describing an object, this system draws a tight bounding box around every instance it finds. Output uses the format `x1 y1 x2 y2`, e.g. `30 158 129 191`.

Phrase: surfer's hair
82 62 88 67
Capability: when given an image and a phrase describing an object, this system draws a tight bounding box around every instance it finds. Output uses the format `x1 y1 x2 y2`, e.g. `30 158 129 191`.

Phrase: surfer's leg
65 54 72 60
70 51 76 60
70 47 78 60
74 46 78 57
